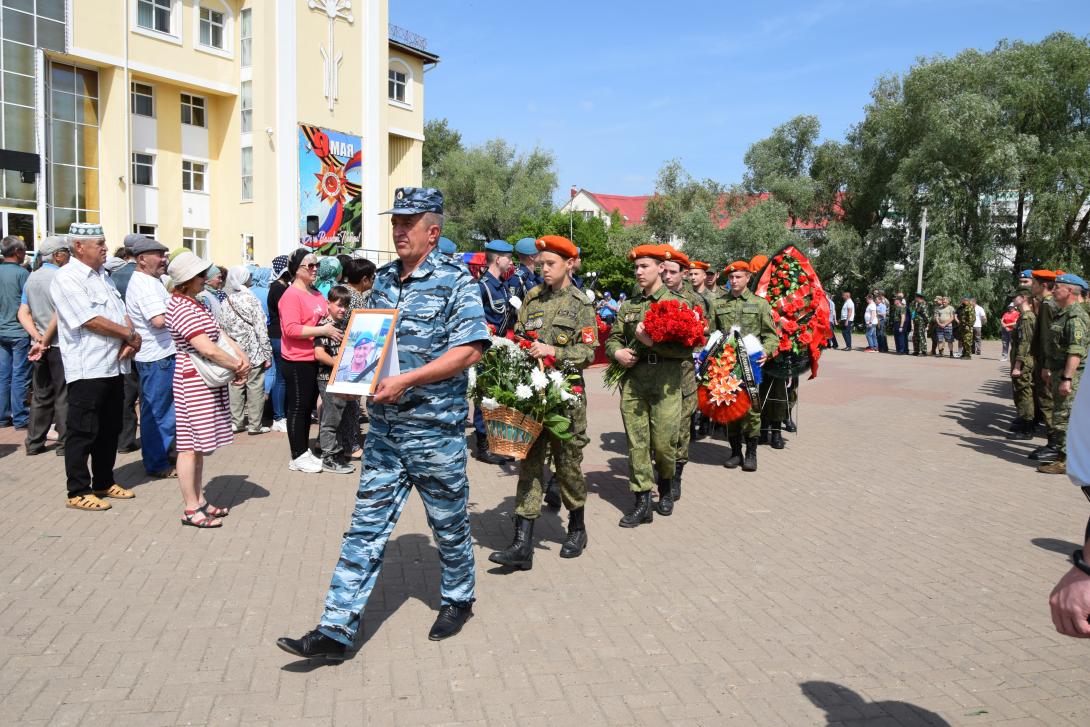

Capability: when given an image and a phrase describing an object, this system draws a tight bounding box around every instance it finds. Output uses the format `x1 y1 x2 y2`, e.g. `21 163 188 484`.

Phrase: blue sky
391 1 1085 202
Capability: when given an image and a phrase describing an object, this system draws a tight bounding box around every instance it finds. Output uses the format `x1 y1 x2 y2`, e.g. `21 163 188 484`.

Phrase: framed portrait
326 309 400 396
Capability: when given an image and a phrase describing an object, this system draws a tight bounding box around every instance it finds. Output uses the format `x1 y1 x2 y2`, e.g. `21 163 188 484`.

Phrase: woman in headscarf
315 256 342 298
267 254 291 431
218 266 274 435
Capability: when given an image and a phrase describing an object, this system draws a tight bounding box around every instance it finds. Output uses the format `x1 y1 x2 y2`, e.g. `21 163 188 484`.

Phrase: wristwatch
1072 549 1090 577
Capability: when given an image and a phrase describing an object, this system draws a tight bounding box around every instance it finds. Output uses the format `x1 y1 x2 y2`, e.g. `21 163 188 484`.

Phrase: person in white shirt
51 225 140 511
125 234 177 478
863 295 879 351
972 298 986 355
840 292 855 350
1049 377 1090 636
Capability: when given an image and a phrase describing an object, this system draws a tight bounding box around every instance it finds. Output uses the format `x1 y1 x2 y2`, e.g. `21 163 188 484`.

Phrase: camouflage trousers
913 324 928 354
516 394 588 518
1036 371 1054 431
318 426 475 646
1012 366 1035 421
1050 369 1083 456
620 361 683 492
674 359 698 466
960 327 973 359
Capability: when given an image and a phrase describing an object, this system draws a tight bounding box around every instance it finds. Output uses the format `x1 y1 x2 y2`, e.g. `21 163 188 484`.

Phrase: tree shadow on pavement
203 475 270 509
470 493 566 568
800 680 950 726
1032 537 1082 556
598 431 628 456
978 379 1013 399
941 395 1041 467
0 443 17 459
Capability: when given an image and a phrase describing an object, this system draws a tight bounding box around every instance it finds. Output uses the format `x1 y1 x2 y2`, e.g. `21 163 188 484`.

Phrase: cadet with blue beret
437 236 457 255
277 187 491 660
509 237 542 301
472 240 517 465
1039 273 1090 475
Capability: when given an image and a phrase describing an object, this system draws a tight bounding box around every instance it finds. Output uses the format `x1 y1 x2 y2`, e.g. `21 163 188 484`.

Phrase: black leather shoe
276 629 347 660
723 436 743 469
428 603 473 641
619 491 653 528
1036 446 1062 463
488 515 534 570
559 507 587 559
742 438 758 472
26 446 45 456
118 443 140 454
1030 434 1058 461
655 478 674 517
542 477 561 509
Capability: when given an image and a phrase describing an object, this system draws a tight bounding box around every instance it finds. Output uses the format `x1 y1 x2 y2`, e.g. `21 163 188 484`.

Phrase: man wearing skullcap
1031 270 1061 462
1038 274 1090 474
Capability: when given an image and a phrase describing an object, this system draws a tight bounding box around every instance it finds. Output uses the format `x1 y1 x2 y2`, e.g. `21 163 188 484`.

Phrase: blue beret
484 239 513 253
438 237 457 254
381 187 444 215
514 237 538 255
576 247 582 257
1057 273 1088 290
1020 269 1033 278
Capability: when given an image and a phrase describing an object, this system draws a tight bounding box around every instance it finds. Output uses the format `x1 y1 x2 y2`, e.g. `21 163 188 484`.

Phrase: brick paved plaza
2 343 1090 726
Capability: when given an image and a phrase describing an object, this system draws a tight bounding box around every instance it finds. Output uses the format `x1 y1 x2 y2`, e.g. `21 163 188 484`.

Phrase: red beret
724 260 751 274
664 248 690 268
749 254 768 273
535 235 578 258
628 244 671 262
1032 269 1057 282
689 260 710 271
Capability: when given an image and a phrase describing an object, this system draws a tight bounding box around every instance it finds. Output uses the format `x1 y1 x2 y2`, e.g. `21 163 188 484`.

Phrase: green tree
743 115 823 227
421 118 463 182
512 211 634 297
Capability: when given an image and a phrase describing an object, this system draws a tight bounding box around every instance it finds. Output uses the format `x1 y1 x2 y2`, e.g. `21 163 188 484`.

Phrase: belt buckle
646 353 658 365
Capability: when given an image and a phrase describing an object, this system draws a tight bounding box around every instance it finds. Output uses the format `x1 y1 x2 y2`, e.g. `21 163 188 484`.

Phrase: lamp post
916 206 928 294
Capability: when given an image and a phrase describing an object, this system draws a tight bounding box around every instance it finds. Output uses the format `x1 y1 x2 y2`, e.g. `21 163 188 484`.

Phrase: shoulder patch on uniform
581 326 595 344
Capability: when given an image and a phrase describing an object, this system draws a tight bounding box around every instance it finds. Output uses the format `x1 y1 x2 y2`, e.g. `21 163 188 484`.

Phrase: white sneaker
289 452 322 473
271 419 287 432
248 426 272 435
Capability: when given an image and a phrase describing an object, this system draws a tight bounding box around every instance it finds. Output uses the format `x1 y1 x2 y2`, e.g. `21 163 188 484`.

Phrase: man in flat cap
1038 273 1090 475
279 187 489 660
125 234 177 477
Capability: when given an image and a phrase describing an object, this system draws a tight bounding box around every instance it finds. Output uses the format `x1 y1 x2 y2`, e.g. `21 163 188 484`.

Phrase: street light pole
916 206 928 294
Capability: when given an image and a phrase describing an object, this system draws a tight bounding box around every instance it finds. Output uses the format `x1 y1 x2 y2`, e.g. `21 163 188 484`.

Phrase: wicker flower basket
482 405 543 460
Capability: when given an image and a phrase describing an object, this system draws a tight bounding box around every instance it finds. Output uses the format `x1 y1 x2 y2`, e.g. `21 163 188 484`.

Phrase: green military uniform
1011 307 1036 423
958 300 975 359
605 284 689 494
1045 303 1090 458
912 299 930 355
512 283 597 519
672 284 705 468
1033 295 1058 430
710 288 778 437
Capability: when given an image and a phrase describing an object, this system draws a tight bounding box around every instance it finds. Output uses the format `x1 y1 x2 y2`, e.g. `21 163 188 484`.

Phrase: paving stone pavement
2 341 1090 726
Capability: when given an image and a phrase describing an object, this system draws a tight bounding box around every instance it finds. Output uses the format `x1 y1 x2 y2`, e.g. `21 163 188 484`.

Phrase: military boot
619 491 654 528
769 423 785 450
655 477 674 516
559 507 587 558
488 515 535 570
758 428 770 445
1038 459 1067 475
784 414 797 433
542 476 561 509
475 433 512 465
723 436 744 469
1032 434 1061 463
742 438 758 472
671 461 684 502
1009 419 1034 441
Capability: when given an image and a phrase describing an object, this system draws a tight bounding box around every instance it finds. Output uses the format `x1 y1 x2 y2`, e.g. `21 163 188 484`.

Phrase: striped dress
166 293 234 453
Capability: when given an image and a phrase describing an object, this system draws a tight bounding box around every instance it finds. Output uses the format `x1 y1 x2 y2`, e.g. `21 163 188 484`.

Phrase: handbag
189 333 236 388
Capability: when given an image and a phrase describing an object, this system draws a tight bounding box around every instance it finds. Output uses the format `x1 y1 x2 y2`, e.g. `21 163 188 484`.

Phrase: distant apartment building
0 0 437 264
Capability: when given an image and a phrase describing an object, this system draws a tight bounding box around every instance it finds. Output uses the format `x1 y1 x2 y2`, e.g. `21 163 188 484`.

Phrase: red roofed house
559 187 653 228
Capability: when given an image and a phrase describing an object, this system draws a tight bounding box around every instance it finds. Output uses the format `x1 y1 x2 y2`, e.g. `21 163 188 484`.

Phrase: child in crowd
314 286 359 475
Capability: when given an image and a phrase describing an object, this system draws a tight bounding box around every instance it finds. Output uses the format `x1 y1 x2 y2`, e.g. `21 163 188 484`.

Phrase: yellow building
0 0 436 265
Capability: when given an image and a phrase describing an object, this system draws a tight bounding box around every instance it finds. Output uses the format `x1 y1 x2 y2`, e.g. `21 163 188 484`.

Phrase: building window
199 6 225 49
180 94 206 127
48 62 101 233
240 8 252 68
132 153 155 186
182 228 208 258
242 233 254 262
240 146 252 201
131 82 154 117
240 81 252 133
137 0 173 34
388 68 406 103
133 223 157 237
182 160 206 192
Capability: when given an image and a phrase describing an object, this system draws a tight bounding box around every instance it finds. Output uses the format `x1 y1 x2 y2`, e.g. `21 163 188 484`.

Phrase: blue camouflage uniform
318 245 490 647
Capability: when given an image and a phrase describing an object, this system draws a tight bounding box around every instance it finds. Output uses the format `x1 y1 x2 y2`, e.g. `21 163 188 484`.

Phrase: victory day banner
298 123 362 249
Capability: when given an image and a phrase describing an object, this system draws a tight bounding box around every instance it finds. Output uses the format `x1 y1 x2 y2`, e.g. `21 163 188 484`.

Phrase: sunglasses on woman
305 263 319 270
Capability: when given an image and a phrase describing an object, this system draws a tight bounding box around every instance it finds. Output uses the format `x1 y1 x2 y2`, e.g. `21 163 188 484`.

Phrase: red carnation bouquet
603 298 706 391
754 246 831 379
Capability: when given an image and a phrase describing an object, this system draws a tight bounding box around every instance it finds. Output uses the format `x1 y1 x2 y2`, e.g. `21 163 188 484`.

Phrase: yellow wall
294 7 363 137
96 67 128 240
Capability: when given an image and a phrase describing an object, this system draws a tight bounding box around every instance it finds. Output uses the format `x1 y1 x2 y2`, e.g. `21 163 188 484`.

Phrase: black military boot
723 436 744 469
671 461 684 502
693 413 708 441
542 477 561 509
1030 434 1059 461
769 423 785 450
619 491 654 528
742 438 758 472
784 412 797 433
1037 434 1064 464
475 433 511 465
758 428 770 445
559 507 587 558
655 477 674 516
488 515 535 570
1009 419 1034 441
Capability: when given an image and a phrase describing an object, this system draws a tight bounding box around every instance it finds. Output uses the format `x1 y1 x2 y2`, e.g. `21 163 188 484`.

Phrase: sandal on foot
150 468 177 479
197 501 229 518
66 494 111 511
92 484 135 499
181 508 222 528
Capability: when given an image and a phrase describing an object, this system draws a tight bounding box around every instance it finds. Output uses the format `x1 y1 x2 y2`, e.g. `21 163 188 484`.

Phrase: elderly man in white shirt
51 224 142 511
125 234 177 478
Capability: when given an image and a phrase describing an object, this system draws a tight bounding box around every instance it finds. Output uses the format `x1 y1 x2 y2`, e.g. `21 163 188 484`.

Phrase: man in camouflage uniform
489 235 596 569
687 260 718 440
278 188 490 660
1038 274 1090 474
1030 270 1060 461
605 245 688 528
711 260 779 472
1009 289 1036 440
912 293 929 356
957 295 975 359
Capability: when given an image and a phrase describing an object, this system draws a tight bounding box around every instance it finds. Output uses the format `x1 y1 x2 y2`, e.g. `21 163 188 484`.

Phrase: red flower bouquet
754 245 831 379
603 298 707 391
696 341 751 423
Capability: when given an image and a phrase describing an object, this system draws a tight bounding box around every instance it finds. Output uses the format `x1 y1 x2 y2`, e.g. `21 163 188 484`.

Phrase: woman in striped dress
166 252 251 528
